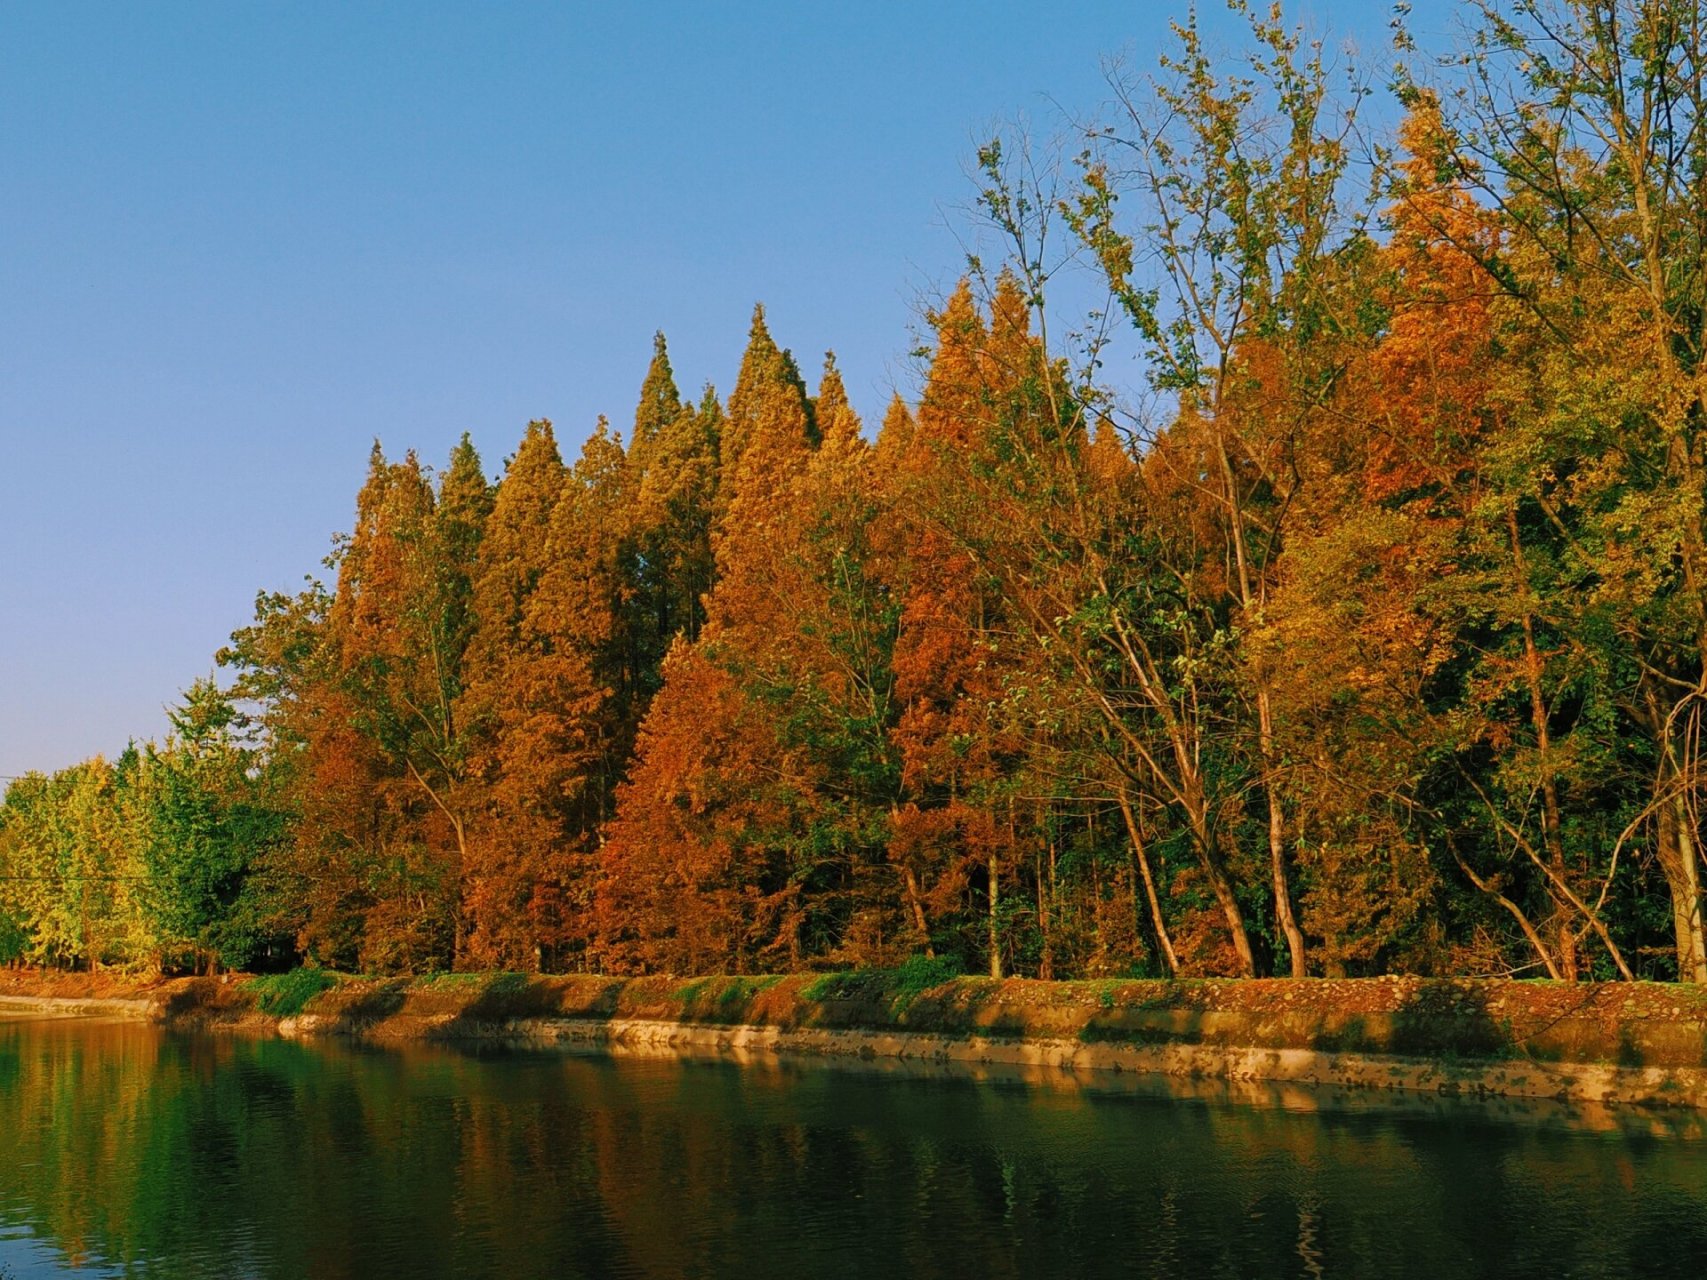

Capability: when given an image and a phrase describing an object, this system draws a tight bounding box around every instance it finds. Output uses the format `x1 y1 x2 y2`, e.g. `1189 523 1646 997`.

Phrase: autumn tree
455 420 575 968
1385 0 1704 979
884 280 1057 978
463 422 634 969
21 0 1707 987
217 437 491 971
600 316 910 972
601 313 817 972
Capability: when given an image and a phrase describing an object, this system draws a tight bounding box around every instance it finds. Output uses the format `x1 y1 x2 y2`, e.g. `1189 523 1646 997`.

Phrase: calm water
2 1018 1707 1278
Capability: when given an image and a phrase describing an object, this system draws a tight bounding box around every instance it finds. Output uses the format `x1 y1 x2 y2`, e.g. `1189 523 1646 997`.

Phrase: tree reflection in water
1 1018 1705 1279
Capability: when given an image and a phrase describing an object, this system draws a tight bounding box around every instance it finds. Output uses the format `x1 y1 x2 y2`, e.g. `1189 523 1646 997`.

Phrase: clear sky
1 0 1417 778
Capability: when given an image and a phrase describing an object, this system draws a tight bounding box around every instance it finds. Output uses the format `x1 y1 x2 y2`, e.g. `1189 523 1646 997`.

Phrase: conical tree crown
466 420 566 664
985 271 1040 392
710 310 815 580
403 433 489 744
714 360 813 577
874 393 915 461
530 419 629 658
782 345 818 447
1354 99 1494 504
722 305 780 478
722 305 815 482
328 440 394 648
632 383 721 658
696 383 724 435
434 434 492 646
438 432 492 531
630 331 683 460
814 352 864 456
915 281 990 450
331 444 436 666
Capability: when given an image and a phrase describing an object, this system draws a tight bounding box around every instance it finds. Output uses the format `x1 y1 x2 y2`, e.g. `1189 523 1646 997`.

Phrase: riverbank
5 966 1707 1110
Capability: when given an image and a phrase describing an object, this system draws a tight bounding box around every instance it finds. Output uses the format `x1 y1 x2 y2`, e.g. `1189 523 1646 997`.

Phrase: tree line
5 0 1706 983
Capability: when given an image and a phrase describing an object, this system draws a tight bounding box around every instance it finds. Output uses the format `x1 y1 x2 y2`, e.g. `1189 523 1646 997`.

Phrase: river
1 1016 1705 1277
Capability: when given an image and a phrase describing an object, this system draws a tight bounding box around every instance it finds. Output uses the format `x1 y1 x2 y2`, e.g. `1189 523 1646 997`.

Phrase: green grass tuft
421 971 487 987
672 977 711 1003
245 968 338 1017
890 954 963 1001
801 955 964 1010
800 971 851 1002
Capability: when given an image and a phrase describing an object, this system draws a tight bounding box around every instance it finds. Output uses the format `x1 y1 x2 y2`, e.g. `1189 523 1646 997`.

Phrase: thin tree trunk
1509 506 1580 980
1183 789 1255 977
1211 427 1300 978
1257 690 1307 977
1453 848 1564 980
1205 860 1254 976
1636 683 1707 981
901 865 933 958
1116 789 1180 977
1658 788 1707 983
1036 849 1052 981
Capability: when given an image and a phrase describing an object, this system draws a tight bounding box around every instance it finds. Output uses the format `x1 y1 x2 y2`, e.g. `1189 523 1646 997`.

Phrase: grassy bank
4 963 1707 1073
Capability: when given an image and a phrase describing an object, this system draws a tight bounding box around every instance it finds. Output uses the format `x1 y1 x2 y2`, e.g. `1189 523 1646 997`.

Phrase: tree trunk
1036 846 1053 981
1635 682 1707 983
1210 426 1297 979
901 865 933 958
1204 860 1255 978
1453 846 1564 980
1182 786 1254 977
1509 506 1581 980
1258 690 1307 977
1116 789 1180 977
1657 789 1707 983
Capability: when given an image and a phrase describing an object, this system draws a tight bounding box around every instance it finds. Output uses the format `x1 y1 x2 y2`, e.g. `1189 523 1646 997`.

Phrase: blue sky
1 1 1416 776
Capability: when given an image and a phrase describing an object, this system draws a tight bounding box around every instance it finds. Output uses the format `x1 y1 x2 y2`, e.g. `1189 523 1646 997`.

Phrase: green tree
136 679 284 972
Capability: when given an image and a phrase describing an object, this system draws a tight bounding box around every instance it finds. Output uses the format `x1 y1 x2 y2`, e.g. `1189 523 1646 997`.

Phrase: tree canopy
6 0 1704 986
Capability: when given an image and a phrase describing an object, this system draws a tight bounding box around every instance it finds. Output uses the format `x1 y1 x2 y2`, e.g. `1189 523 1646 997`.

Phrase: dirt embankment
5 967 1707 1109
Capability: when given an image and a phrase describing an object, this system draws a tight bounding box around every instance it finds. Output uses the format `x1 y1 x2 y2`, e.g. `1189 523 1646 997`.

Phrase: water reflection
582 1034 1707 1142
1 1016 1704 1278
